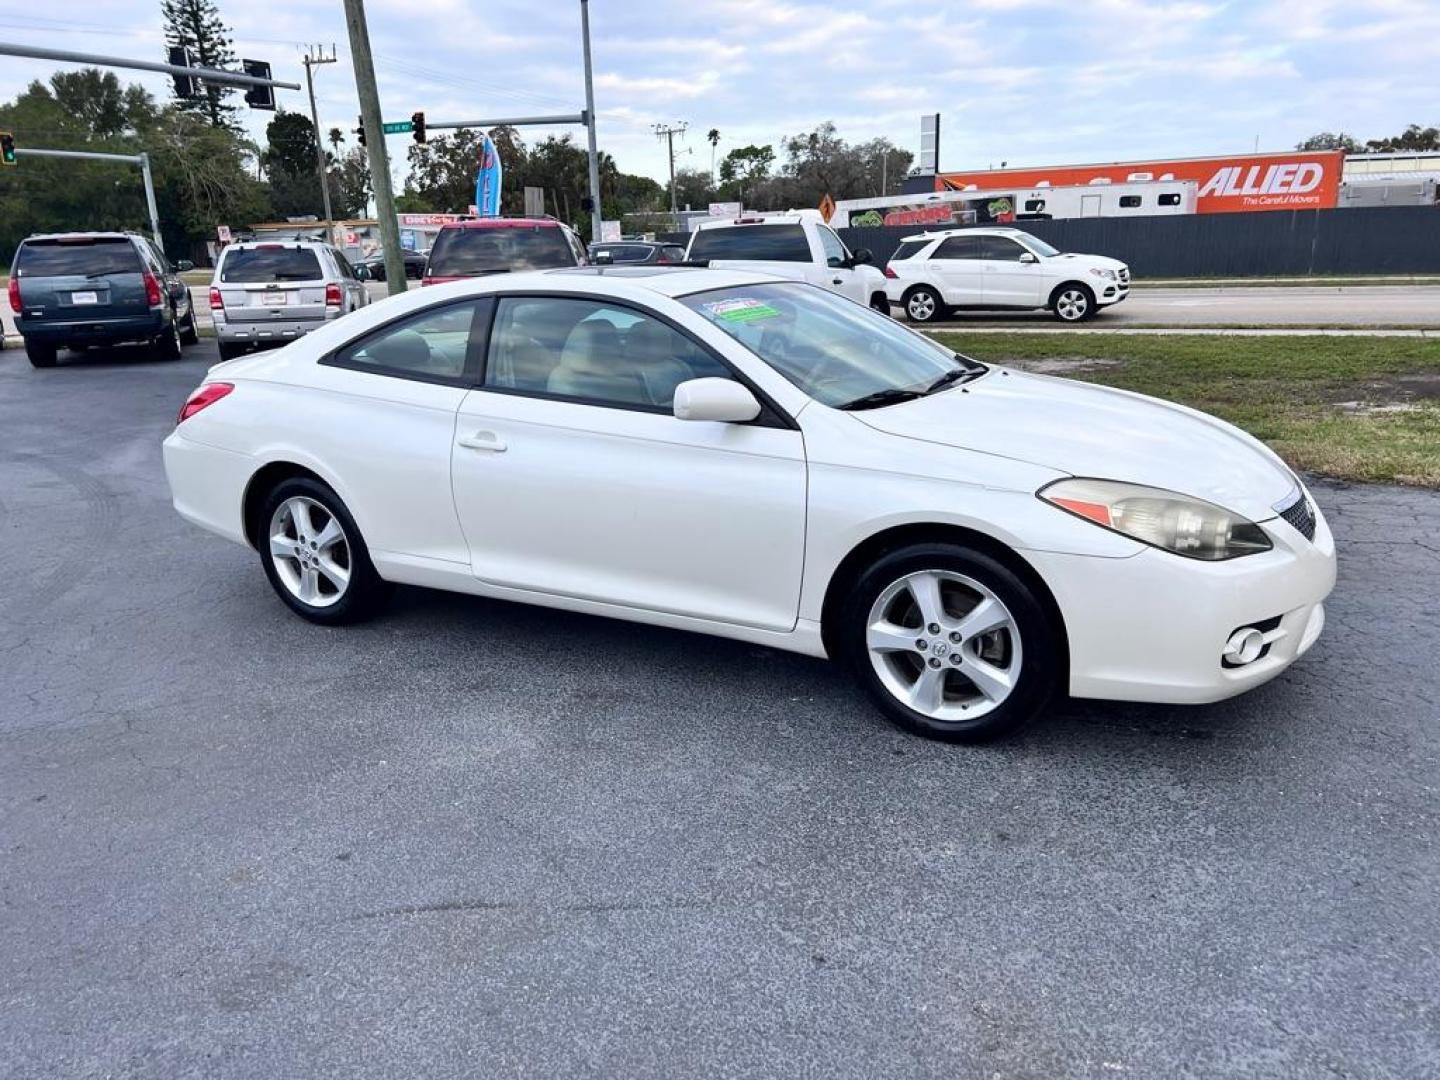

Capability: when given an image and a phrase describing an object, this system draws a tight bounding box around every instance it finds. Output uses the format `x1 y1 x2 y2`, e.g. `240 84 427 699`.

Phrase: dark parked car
7 232 198 368
423 217 588 284
588 241 687 264
354 249 427 281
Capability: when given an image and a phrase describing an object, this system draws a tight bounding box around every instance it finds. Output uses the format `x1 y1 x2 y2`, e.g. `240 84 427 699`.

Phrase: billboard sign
397 212 468 227
935 150 1343 214
846 194 1016 229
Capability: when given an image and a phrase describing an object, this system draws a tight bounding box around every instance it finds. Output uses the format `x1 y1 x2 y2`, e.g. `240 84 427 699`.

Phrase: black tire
869 293 891 316
1050 283 1096 323
257 477 388 626
154 312 183 361
217 340 244 362
903 285 945 324
840 542 1062 743
180 303 200 345
25 339 58 368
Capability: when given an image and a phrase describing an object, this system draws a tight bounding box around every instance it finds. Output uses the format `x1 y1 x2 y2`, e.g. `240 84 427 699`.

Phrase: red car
423 217 589 285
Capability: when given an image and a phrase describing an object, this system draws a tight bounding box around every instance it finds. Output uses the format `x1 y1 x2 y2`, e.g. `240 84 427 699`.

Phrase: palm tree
707 127 720 182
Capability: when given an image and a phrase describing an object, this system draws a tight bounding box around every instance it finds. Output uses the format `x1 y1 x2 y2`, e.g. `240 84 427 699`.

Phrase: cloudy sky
1 0 1436 188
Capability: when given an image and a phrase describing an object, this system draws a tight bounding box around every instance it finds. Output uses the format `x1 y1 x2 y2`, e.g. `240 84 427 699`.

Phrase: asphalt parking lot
3 340 1438 1078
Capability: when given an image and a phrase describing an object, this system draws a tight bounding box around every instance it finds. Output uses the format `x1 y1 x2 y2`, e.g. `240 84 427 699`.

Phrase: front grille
1118 267 1130 284
1277 492 1317 541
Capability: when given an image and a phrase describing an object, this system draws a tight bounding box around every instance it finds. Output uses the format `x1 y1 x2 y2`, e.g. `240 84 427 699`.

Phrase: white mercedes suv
883 227 1130 324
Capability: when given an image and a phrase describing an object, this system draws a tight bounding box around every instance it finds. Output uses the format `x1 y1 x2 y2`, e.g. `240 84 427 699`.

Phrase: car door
926 235 986 305
328 247 366 312
146 242 191 321
309 298 485 566
978 235 1045 307
815 225 868 304
451 293 808 631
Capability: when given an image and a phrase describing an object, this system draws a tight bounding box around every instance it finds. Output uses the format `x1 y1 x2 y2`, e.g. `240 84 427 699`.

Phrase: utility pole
580 0 603 243
341 0 407 293
653 121 687 228
302 45 337 223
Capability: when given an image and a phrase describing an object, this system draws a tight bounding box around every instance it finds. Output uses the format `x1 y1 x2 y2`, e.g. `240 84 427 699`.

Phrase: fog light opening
1223 627 1266 667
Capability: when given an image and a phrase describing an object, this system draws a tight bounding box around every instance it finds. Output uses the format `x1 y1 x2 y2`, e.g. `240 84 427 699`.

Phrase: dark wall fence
836 206 1440 278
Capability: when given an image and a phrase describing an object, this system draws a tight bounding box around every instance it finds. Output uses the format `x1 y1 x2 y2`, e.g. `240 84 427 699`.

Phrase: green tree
262 111 323 218
1364 124 1440 153
330 146 371 218
1296 131 1362 153
718 144 774 186
161 0 238 129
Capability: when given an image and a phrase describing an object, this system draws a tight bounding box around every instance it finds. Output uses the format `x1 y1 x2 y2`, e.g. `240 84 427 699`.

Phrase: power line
653 121 688 219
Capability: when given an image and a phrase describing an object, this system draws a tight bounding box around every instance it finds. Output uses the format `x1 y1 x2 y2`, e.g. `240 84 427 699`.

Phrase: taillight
325 282 342 306
883 266 898 279
209 286 223 310
142 270 163 307
7 276 19 314
177 382 234 424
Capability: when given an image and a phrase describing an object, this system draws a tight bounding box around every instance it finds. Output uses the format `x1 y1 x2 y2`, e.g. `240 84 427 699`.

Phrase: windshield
1016 232 1061 257
221 247 323 283
427 226 574 276
682 282 984 409
16 238 140 277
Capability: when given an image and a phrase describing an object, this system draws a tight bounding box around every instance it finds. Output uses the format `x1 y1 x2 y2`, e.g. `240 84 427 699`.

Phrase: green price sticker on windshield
705 298 780 323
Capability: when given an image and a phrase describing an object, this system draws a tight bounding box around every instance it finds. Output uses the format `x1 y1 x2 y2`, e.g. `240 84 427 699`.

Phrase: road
927 284 1440 329
3 283 1439 345
2 341 1438 1078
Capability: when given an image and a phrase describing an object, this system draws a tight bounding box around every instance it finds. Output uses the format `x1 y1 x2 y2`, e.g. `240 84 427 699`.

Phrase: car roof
439 217 563 230
899 226 1027 242
22 231 140 244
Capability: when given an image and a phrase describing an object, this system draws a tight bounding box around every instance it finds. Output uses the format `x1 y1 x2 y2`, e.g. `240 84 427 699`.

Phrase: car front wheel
1051 284 1095 323
841 543 1062 742
258 477 387 625
154 313 183 360
904 286 944 324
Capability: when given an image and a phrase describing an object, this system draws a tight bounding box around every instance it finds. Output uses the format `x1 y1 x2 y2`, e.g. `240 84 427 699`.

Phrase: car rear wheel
154 314 183 361
1051 284 1095 323
904 286 944 324
870 293 891 317
25 340 58 368
180 304 200 345
841 543 1062 742
258 478 388 625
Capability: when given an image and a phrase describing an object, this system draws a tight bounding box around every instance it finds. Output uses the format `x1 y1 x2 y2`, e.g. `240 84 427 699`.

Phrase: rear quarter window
427 226 575 276
888 239 930 261
688 224 811 262
220 247 323 283
16 238 141 277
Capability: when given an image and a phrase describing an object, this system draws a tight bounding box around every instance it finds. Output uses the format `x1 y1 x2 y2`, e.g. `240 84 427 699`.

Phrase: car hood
1049 252 1126 271
851 369 1295 521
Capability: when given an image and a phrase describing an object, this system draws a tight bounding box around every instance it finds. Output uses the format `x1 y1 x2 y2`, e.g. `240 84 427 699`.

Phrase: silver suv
210 240 370 360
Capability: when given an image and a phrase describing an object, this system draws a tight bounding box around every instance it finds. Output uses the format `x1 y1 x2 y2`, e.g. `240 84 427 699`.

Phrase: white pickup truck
683 210 891 313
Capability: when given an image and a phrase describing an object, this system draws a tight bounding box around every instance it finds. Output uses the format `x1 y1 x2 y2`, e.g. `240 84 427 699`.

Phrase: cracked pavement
2 341 1438 1078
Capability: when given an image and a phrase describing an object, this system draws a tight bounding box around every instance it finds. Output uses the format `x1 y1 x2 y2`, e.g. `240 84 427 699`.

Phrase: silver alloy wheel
907 290 937 321
268 496 351 608
1055 288 1089 322
866 569 1023 722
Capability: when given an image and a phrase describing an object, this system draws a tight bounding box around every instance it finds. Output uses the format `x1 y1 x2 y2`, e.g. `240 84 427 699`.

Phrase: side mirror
175 259 195 272
1018 251 1039 264
851 247 873 266
673 378 761 423
354 265 371 281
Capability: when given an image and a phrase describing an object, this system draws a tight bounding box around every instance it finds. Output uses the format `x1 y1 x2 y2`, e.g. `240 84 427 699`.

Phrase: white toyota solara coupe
164 266 1336 742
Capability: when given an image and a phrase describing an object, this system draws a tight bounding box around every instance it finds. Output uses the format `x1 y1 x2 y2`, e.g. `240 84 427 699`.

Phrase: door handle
831 277 844 285
457 430 507 452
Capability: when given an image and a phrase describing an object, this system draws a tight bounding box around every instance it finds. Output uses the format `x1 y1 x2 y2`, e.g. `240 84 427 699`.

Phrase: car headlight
1088 267 1117 281
1039 478 1272 560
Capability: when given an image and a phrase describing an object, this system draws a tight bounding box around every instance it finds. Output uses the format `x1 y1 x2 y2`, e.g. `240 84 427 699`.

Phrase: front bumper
1096 282 1129 307
1026 503 1336 704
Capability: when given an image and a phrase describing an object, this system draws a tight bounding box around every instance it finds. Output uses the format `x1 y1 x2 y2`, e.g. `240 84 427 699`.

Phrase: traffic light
242 59 274 111
0 131 16 167
412 111 426 144
168 45 198 99
355 116 366 147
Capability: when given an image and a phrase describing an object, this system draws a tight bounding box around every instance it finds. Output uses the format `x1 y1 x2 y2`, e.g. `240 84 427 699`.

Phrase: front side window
687 224 811 262
1013 232 1061 257
817 226 849 268
485 296 732 410
332 301 481 381
980 236 1029 261
221 246 323 283
682 283 980 409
